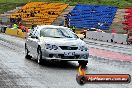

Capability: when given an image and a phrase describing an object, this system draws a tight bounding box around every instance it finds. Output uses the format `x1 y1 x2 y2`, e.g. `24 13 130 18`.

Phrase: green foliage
0 0 131 15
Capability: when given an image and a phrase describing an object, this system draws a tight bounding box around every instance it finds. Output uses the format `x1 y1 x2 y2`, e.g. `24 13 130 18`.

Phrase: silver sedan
25 25 89 66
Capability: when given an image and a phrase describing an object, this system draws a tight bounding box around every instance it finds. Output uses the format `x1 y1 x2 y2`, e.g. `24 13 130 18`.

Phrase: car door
26 28 35 54
30 28 40 57
30 28 40 58
26 28 39 56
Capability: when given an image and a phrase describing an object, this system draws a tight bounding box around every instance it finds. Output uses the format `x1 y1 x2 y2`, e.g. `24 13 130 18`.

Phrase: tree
97 0 101 3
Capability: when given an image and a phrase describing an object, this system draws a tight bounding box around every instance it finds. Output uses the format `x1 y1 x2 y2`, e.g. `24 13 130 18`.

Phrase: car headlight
52 45 58 50
45 44 52 50
45 44 58 50
79 46 88 51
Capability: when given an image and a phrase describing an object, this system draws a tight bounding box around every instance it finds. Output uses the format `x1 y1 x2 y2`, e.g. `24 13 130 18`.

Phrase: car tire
78 61 88 68
37 47 43 65
25 44 31 59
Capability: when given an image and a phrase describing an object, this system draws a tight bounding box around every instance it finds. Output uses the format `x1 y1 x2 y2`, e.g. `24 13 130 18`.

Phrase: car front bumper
41 49 89 61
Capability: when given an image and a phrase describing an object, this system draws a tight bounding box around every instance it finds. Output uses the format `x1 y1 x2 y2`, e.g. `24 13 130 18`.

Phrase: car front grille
58 54 80 59
59 46 78 50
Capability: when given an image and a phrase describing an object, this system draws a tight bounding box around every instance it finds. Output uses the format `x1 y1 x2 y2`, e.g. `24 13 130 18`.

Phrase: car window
40 29 52 37
30 27 39 37
29 29 34 36
40 28 78 38
51 29 63 37
34 29 40 37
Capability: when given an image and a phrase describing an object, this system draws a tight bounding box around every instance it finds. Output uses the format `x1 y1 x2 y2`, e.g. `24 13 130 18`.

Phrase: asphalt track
0 33 132 88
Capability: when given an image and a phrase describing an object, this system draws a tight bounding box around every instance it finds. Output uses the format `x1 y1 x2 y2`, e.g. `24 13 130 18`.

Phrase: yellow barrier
5 28 18 36
5 28 27 38
17 29 27 38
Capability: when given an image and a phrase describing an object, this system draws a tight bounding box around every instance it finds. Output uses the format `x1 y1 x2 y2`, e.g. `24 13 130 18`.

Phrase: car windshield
40 28 78 38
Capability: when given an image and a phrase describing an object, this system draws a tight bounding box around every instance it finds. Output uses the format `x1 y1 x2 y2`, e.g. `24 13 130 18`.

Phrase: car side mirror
31 35 38 39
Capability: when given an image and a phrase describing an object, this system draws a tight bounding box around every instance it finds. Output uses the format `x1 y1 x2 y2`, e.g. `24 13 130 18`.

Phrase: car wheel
37 47 43 65
78 61 88 68
25 44 31 59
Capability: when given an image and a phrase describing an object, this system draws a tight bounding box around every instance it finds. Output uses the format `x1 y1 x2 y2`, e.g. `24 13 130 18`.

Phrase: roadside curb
89 55 132 63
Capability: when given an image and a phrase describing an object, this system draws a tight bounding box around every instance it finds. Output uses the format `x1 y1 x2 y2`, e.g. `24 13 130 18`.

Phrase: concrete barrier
96 32 102 41
86 31 91 39
113 34 128 44
91 31 96 40
86 31 96 40
86 31 128 44
101 32 113 42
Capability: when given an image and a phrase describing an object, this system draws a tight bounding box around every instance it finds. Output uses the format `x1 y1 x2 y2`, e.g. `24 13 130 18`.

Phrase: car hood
40 37 86 46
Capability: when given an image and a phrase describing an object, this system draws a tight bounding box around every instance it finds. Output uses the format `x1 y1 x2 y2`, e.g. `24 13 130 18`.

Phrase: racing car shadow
26 57 79 69
40 60 79 69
